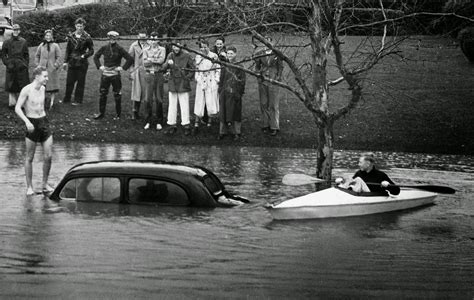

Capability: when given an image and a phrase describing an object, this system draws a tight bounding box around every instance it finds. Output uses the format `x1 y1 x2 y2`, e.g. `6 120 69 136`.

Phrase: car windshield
198 167 225 197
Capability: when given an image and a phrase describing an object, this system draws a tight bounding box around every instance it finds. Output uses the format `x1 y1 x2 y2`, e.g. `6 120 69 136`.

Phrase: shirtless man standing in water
15 66 53 195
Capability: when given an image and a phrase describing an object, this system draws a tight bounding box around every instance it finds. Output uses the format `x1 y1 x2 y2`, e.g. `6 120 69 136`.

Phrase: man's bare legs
42 136 53 192
25 138 37 195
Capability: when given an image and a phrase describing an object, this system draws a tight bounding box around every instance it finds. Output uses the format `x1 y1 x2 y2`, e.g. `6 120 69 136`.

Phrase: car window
128 178 189 205
59 177 121 202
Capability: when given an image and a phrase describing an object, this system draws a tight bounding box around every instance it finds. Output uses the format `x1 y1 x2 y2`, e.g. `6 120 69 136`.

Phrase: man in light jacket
193 39 220 134
142 32 166 131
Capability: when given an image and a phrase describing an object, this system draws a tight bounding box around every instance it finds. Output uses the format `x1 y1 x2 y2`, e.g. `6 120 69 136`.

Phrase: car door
127 177 190 206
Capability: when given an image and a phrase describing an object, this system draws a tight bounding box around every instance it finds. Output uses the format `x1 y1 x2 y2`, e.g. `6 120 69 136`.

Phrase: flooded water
0 140 473 298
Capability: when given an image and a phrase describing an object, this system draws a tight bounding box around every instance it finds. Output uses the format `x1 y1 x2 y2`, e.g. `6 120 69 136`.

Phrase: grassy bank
0 35 472 155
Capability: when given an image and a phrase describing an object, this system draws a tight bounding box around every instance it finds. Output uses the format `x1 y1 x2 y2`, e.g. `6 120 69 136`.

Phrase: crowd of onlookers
2 17 284 140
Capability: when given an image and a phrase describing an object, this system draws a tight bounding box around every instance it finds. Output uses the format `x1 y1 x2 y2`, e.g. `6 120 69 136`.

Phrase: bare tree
130 0 471 181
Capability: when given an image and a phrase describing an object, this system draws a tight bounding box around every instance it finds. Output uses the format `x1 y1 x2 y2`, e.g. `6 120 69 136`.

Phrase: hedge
13 2 474 47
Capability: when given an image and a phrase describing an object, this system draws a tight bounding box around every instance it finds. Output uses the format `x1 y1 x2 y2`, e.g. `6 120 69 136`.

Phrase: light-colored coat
128 41 146 102
194 51 220 116
35 42 61 92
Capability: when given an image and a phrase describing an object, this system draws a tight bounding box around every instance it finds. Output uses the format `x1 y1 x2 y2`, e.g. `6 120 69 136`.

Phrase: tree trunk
316 120 334 182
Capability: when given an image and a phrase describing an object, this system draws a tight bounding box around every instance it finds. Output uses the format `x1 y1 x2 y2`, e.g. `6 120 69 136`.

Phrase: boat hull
269 187 437 220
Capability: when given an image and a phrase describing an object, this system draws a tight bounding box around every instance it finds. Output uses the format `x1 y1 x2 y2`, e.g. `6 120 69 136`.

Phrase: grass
0 34 472 155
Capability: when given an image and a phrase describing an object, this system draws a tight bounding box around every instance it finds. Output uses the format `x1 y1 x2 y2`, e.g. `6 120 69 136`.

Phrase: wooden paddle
282 173 456 194
282 173 326 186
366 182 456 194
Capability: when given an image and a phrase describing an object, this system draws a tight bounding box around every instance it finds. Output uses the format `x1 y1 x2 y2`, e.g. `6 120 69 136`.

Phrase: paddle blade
407 185 456 194
282 174 325 186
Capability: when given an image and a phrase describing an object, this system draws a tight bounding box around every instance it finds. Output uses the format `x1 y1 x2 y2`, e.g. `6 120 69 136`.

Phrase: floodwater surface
0 140 473 299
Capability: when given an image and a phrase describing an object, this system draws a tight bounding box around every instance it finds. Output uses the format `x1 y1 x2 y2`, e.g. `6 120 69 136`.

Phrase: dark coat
218 64 246 122
164 51 194 93
64 31 94 69
93 43 133 70
212 45 228 62
254 49 283 82
2 36 29 93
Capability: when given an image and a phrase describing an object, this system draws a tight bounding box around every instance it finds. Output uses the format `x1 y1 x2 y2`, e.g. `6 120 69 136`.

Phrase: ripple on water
0 141 472 298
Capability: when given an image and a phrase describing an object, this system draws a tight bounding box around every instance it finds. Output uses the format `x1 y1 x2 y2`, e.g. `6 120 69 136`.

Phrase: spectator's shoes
217 134 226 140
166 127 177 135
261 127 270 133
270 129 278 136
184 128 191 136
156 124 162 131
144 123 150 130
93 113 104 120
71 102 81 106
234 134 241 141
113 115 120 120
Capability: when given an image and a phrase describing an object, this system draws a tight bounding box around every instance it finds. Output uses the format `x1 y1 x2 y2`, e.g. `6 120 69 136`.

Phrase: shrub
14 3 137 46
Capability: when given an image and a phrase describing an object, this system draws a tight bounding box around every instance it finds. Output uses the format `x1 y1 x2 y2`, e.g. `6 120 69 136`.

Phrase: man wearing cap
62 18 94 105
2 24 30 108
92 31 133 120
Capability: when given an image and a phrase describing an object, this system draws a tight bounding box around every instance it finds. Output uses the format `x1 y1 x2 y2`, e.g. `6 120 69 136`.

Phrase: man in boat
15 66 53 196
338 152 400 195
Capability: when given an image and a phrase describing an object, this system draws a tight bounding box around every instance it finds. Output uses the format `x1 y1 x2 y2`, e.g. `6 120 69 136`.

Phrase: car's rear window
59 177 121 202
128 178 189 206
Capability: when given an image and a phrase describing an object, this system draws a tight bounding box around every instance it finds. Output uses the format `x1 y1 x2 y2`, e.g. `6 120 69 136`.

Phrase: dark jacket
212 45 228 62
353 167 400 195
93 43 133 71
218 64 246 122
64 31 94 68
254 49 283 81
1 36 29 92
164 51 194 93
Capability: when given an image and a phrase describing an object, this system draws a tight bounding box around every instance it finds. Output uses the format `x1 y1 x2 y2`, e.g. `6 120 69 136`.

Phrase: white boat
267 187 437 220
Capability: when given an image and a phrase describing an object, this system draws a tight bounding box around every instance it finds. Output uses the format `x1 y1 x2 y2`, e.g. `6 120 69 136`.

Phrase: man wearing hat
92 31 133 120
62 18 94 105
1 24 30 108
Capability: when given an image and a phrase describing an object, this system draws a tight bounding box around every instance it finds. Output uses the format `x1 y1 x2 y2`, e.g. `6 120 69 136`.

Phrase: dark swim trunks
25 116 52 143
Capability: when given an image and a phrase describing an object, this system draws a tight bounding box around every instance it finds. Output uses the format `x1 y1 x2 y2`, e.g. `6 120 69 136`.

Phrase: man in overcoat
128 32 147 120
218 46 246 141
62 18 94 105
254 36 283 136
2 24 29 108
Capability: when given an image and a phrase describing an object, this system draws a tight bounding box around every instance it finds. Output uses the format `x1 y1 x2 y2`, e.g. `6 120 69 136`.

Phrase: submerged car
50 160 248 207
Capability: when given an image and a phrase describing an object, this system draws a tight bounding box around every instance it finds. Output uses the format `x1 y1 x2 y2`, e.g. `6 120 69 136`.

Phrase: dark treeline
13 1 474 46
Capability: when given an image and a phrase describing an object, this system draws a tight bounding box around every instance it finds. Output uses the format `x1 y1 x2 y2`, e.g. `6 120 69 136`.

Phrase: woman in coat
35 29 61 108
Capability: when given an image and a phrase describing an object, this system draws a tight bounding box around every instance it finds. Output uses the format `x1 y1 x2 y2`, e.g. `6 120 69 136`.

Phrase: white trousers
167 92 190 126
194 84 219 117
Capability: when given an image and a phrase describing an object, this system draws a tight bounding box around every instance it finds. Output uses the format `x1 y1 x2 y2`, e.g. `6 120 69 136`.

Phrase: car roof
66 160 208 178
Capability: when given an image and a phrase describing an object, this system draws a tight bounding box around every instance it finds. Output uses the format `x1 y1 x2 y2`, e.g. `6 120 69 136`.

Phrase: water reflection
0 140 473 298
